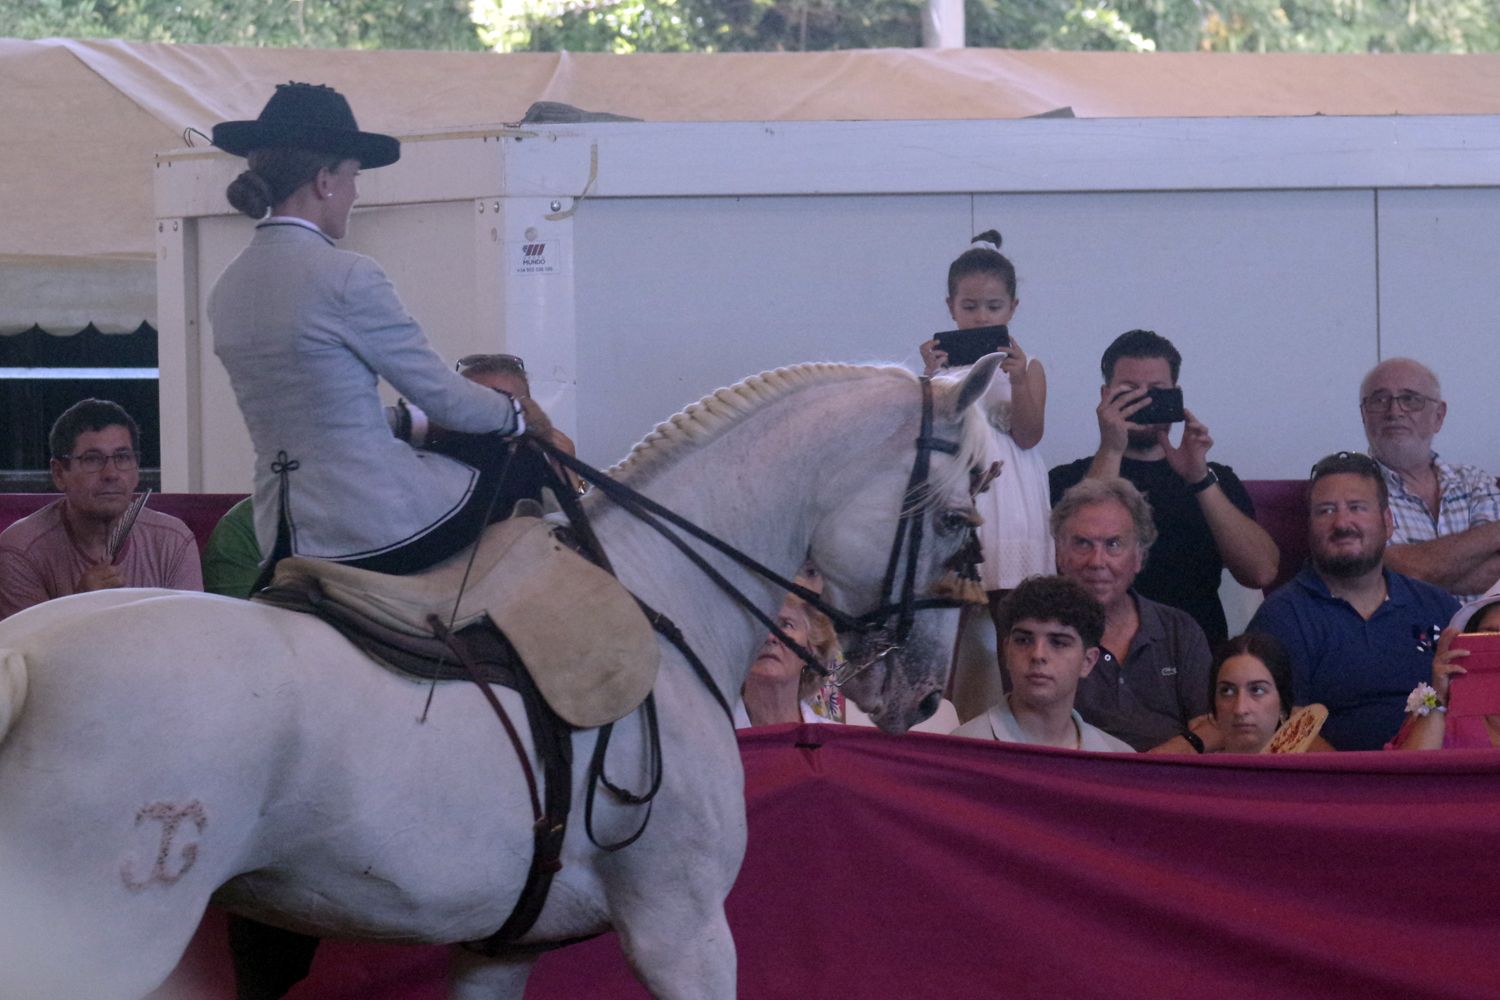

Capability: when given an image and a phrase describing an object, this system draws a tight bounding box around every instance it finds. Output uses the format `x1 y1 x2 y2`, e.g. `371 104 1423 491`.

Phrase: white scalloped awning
0 256 154 335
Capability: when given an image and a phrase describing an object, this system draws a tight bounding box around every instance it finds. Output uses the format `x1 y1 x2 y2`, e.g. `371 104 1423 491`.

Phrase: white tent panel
1377 188 1500 456
155 114 1500 493
969 188 1376 482
9 37 1500 335
0 257 155 335
575 193 974 465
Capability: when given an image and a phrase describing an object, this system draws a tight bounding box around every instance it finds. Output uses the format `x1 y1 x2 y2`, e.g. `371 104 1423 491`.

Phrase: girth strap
424 616 575 954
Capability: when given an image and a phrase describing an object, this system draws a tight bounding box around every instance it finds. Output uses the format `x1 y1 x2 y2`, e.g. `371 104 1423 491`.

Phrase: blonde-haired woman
736 594 844 727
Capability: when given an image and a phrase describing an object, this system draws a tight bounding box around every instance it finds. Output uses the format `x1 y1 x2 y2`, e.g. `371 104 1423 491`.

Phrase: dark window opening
0 323 160 492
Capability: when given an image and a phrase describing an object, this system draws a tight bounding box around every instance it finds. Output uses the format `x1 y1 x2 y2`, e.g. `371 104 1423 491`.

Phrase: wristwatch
1186 470 1218 495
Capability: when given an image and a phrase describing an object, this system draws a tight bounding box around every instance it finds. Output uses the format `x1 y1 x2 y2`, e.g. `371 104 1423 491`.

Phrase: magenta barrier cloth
157 725 1500 999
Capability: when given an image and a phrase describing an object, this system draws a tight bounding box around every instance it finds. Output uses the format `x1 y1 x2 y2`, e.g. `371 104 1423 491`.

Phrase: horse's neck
589 441 808 704
588 381 904 705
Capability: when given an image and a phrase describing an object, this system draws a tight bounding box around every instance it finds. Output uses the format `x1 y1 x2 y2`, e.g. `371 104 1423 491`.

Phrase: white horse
0 360 997 999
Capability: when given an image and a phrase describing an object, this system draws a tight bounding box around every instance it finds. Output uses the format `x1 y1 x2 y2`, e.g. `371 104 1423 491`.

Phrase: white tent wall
156 114 1500 499
12 37 1500 328
573 186 1378 477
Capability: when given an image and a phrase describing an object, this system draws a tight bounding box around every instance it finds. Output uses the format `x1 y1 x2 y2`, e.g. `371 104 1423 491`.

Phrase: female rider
209 82 549 576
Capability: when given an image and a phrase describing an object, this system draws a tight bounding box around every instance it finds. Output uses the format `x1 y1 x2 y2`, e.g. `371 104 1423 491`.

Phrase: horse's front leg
608 818 742 998
446 946 535 1000
617 901 736 999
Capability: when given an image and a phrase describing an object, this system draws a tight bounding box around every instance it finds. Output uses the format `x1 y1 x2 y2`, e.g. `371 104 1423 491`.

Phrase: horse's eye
935 508 972 535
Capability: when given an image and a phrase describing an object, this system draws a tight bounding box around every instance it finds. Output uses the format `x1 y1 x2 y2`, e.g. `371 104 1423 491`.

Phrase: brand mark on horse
121 800 207 891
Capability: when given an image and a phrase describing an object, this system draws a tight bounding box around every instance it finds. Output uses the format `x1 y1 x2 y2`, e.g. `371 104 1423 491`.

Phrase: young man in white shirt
953 575 1135 752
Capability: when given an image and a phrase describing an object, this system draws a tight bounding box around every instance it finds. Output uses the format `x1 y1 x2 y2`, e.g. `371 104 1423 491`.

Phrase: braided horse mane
607 362 990 506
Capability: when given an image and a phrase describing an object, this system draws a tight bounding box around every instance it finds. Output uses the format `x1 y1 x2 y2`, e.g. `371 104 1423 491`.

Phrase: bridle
820 374 971 686
528 375 971 692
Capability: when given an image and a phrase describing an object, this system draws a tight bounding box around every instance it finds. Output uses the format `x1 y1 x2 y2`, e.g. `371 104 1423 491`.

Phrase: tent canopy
4 37 1500 330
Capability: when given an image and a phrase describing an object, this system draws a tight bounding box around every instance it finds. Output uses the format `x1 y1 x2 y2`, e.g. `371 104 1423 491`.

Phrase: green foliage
687 0 927 52
0 0 107 39
481 0 1500 52
0 0 487 50
473 0 928 53
1042 0 1500 53
4 0 1497 53
473 0 700 53
965 0 1156 50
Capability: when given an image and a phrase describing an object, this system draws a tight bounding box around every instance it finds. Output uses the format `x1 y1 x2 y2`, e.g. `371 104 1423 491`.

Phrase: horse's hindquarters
0 596 292 996
0 592 529 991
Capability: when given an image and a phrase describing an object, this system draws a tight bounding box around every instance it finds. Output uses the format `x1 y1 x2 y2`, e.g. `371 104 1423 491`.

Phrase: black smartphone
1122 386 1185 425
933 324 1010 368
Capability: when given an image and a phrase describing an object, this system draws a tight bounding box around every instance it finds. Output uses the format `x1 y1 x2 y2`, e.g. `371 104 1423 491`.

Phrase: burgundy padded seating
1242 479 1309 594
1 485 1313 597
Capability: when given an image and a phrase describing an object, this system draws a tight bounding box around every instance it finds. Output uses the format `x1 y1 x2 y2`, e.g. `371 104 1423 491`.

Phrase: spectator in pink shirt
0 398 201 620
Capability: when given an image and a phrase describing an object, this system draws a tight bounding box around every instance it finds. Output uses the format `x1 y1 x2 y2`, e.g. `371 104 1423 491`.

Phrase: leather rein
441 375 968 955
528 375 969 692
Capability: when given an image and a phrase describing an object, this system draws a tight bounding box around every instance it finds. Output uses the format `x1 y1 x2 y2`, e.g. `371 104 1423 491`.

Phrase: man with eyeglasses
1360 357 1500 602
1050 477 1213 754
1247 451 1457 751
0 399 201 620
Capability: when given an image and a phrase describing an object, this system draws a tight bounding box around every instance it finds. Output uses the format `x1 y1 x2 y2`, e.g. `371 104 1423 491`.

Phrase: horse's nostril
917 691 941 722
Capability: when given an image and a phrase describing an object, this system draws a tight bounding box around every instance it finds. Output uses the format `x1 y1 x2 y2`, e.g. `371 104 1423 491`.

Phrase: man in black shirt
1048 330 1279 647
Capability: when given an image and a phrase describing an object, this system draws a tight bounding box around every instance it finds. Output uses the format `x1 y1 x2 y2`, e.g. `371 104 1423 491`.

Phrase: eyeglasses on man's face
58 449 141 473
1359 390 1436 414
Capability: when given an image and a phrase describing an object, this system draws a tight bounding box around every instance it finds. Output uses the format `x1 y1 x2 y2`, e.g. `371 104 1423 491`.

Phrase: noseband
529 376 969 692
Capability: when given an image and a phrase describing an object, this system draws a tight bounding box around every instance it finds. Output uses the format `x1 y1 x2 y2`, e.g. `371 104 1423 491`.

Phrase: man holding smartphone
1048 329 1279 647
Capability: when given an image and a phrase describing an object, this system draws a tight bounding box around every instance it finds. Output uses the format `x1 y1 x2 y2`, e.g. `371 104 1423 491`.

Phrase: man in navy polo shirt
1247 451 1458 751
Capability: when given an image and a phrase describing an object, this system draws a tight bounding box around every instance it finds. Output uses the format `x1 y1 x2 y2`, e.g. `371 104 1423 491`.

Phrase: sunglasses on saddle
455 353 525 375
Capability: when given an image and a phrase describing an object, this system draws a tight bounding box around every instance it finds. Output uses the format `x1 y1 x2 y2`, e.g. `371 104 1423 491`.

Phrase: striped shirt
1378 454 1500 602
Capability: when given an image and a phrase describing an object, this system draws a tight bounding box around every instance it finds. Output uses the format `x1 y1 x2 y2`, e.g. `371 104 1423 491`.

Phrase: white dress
947 357 1054 591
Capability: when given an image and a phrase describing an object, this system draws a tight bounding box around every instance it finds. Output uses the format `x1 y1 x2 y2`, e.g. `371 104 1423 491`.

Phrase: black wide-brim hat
212 82 400 169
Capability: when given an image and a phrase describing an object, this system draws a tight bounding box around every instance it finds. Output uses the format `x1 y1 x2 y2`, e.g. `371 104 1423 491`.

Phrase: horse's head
811 356 1002 733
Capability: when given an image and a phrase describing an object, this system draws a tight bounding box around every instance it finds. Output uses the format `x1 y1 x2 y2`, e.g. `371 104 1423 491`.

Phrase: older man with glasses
1360 357 1500 602
0 398 201 619
1247 451 1458 751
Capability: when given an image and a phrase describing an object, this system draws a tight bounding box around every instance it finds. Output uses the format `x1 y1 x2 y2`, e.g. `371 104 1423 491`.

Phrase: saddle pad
271 518 659 728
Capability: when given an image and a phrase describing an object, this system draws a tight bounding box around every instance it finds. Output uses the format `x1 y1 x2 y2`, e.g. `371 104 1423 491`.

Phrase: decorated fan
1263 703 1328 754
106 488 152 562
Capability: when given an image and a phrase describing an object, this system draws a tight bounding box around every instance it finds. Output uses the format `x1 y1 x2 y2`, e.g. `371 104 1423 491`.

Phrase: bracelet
500 390 526 437
1186 470 1218 495
1405 682 1445 717
1181 728 1206 753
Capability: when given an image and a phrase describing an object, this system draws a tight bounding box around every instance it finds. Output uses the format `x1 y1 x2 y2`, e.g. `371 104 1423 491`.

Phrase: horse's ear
945 353 1003 416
